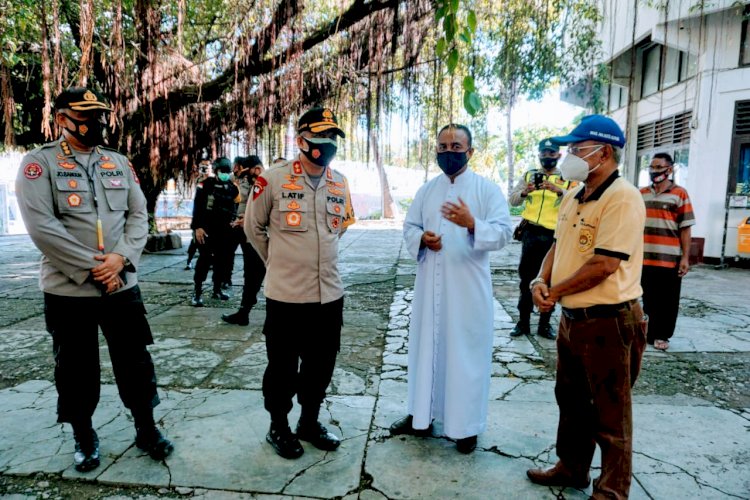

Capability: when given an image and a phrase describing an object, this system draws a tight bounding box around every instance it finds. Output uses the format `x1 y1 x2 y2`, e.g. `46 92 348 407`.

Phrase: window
662 47 681 88
741 5 750 67
729 100 750 195
636 111 693 187
642 45 661 97
608 84 629 111
637 147 690 188
640 43 697 97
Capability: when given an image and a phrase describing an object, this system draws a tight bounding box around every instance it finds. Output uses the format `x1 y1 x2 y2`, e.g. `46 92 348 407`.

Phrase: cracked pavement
0 224 748 499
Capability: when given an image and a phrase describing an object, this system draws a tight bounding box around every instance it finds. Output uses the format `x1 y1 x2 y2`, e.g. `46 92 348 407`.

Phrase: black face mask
650 170 669 184
437 151 469 176
301 137 338 167
61 113 104 147
540 157 558 170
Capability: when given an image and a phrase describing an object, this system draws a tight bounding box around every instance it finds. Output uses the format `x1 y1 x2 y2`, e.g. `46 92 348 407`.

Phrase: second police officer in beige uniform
15 88 173 473
245 107 355 459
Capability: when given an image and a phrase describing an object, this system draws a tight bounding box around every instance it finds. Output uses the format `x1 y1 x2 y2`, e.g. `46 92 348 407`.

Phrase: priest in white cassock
391 124 513 454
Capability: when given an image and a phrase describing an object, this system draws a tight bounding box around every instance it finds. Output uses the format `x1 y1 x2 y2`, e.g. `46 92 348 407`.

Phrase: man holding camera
508 138 575 339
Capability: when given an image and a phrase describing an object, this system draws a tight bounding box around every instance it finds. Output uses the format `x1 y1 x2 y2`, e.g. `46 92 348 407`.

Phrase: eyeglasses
567 144 604 156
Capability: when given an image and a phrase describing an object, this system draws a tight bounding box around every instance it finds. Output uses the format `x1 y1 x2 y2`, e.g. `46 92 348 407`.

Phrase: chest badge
328 187 343 196
100 162 116 170
67 193 82 207
578 228 594 252
58 161 76 169
68 180 78 189
287 201 301 210
286 212 301 226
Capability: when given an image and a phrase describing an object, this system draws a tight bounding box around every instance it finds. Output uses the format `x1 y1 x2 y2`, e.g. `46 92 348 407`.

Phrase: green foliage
434 0 482 116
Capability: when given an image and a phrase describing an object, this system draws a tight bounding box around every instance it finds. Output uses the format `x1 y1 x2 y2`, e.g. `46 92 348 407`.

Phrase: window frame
741 5 750 67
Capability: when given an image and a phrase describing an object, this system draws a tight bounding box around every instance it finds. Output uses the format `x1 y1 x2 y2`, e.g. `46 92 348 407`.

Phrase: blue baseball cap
550 115 626 148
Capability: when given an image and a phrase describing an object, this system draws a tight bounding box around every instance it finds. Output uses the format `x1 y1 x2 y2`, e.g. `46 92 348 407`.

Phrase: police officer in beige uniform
245 107 355 459
15 88 173 473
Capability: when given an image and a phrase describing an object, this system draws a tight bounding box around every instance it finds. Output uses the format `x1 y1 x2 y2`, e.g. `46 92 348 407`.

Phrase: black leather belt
562 299 637 320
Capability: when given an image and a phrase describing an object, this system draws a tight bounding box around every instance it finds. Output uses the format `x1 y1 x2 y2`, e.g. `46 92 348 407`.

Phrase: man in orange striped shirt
640 152 695 350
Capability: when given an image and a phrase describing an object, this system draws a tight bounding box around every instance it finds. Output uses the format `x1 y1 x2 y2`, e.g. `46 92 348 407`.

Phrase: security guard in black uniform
15 87 173 473
191 157 240 306
508 138 575 339
222 155 267 325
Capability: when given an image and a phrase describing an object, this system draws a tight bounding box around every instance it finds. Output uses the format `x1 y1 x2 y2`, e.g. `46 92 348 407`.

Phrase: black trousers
641 265 682 343
517 223 555 322
194 227 233 290
44 286 159 424
262 297 343 418
226 227 266 310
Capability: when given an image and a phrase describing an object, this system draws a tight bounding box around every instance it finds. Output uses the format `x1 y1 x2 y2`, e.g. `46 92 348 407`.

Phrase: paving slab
0 227 749 499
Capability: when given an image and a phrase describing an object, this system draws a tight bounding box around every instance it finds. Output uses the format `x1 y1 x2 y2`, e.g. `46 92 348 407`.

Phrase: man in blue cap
524 115 647 499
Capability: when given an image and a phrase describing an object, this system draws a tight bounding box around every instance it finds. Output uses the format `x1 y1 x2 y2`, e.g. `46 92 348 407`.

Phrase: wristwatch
122 255 134 271
529 277 547 291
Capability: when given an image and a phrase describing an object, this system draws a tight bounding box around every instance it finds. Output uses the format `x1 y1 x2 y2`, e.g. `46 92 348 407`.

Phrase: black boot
537 313 556 339
222 308 250 326
510 320 530 337
72 419 100 472
135 426 174 460
266 418 304 459
212 286 230 300
191 285 204 307
296 406 340 451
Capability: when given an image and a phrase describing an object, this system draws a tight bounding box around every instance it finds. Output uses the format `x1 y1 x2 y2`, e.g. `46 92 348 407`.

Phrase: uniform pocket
279 199 308 231
326 200 344 233
102 178 129 211
55 178 93 213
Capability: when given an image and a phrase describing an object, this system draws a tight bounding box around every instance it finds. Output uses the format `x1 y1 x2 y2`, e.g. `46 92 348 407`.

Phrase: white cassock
403 169 512 439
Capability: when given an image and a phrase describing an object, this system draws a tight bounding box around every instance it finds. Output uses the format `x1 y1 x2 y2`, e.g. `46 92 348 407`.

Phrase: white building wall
597 1 749 260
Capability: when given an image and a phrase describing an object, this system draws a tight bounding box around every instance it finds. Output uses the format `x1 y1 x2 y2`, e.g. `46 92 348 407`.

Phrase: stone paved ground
0 224 748 499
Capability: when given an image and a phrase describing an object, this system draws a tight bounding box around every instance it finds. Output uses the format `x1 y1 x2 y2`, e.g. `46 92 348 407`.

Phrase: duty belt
562 299 637 320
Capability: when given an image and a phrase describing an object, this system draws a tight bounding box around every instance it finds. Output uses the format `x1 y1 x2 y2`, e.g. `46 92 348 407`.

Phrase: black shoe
456 435 477 454
221 310 249 326
537 323 556 340
135 427 174 460
184 263 193 270
212 290 230 300
73 429 100 472
191 294 204 307
266 423 304 459
296 421 341 451
389 415 432 437
510 322 530 337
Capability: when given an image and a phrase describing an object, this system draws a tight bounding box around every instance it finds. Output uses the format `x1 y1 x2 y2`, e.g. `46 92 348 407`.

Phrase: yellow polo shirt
552 171 645 309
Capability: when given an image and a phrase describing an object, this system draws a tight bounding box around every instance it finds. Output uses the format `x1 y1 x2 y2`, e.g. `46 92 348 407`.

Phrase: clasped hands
91 253 125 294
531 282 558 313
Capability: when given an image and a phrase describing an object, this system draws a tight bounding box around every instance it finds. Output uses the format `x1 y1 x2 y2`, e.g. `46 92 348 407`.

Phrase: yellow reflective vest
519 170 575 231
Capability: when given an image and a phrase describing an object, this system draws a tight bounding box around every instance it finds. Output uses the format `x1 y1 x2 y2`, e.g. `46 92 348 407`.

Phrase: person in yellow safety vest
508 138 576 339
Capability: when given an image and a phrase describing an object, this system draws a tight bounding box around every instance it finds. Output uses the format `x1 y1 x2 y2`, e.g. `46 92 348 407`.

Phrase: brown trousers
554 302 646 500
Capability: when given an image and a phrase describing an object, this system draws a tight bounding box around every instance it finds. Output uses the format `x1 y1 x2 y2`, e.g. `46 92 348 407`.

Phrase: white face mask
559 145 604 182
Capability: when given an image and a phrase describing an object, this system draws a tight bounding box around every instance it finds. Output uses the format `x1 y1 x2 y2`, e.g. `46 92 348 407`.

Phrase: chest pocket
101 177 129 211
326 200 344 234
55 178 92 214
279 198 308 231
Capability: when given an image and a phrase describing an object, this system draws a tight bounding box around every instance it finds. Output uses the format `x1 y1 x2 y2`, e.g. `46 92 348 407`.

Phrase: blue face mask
217 172 231 182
